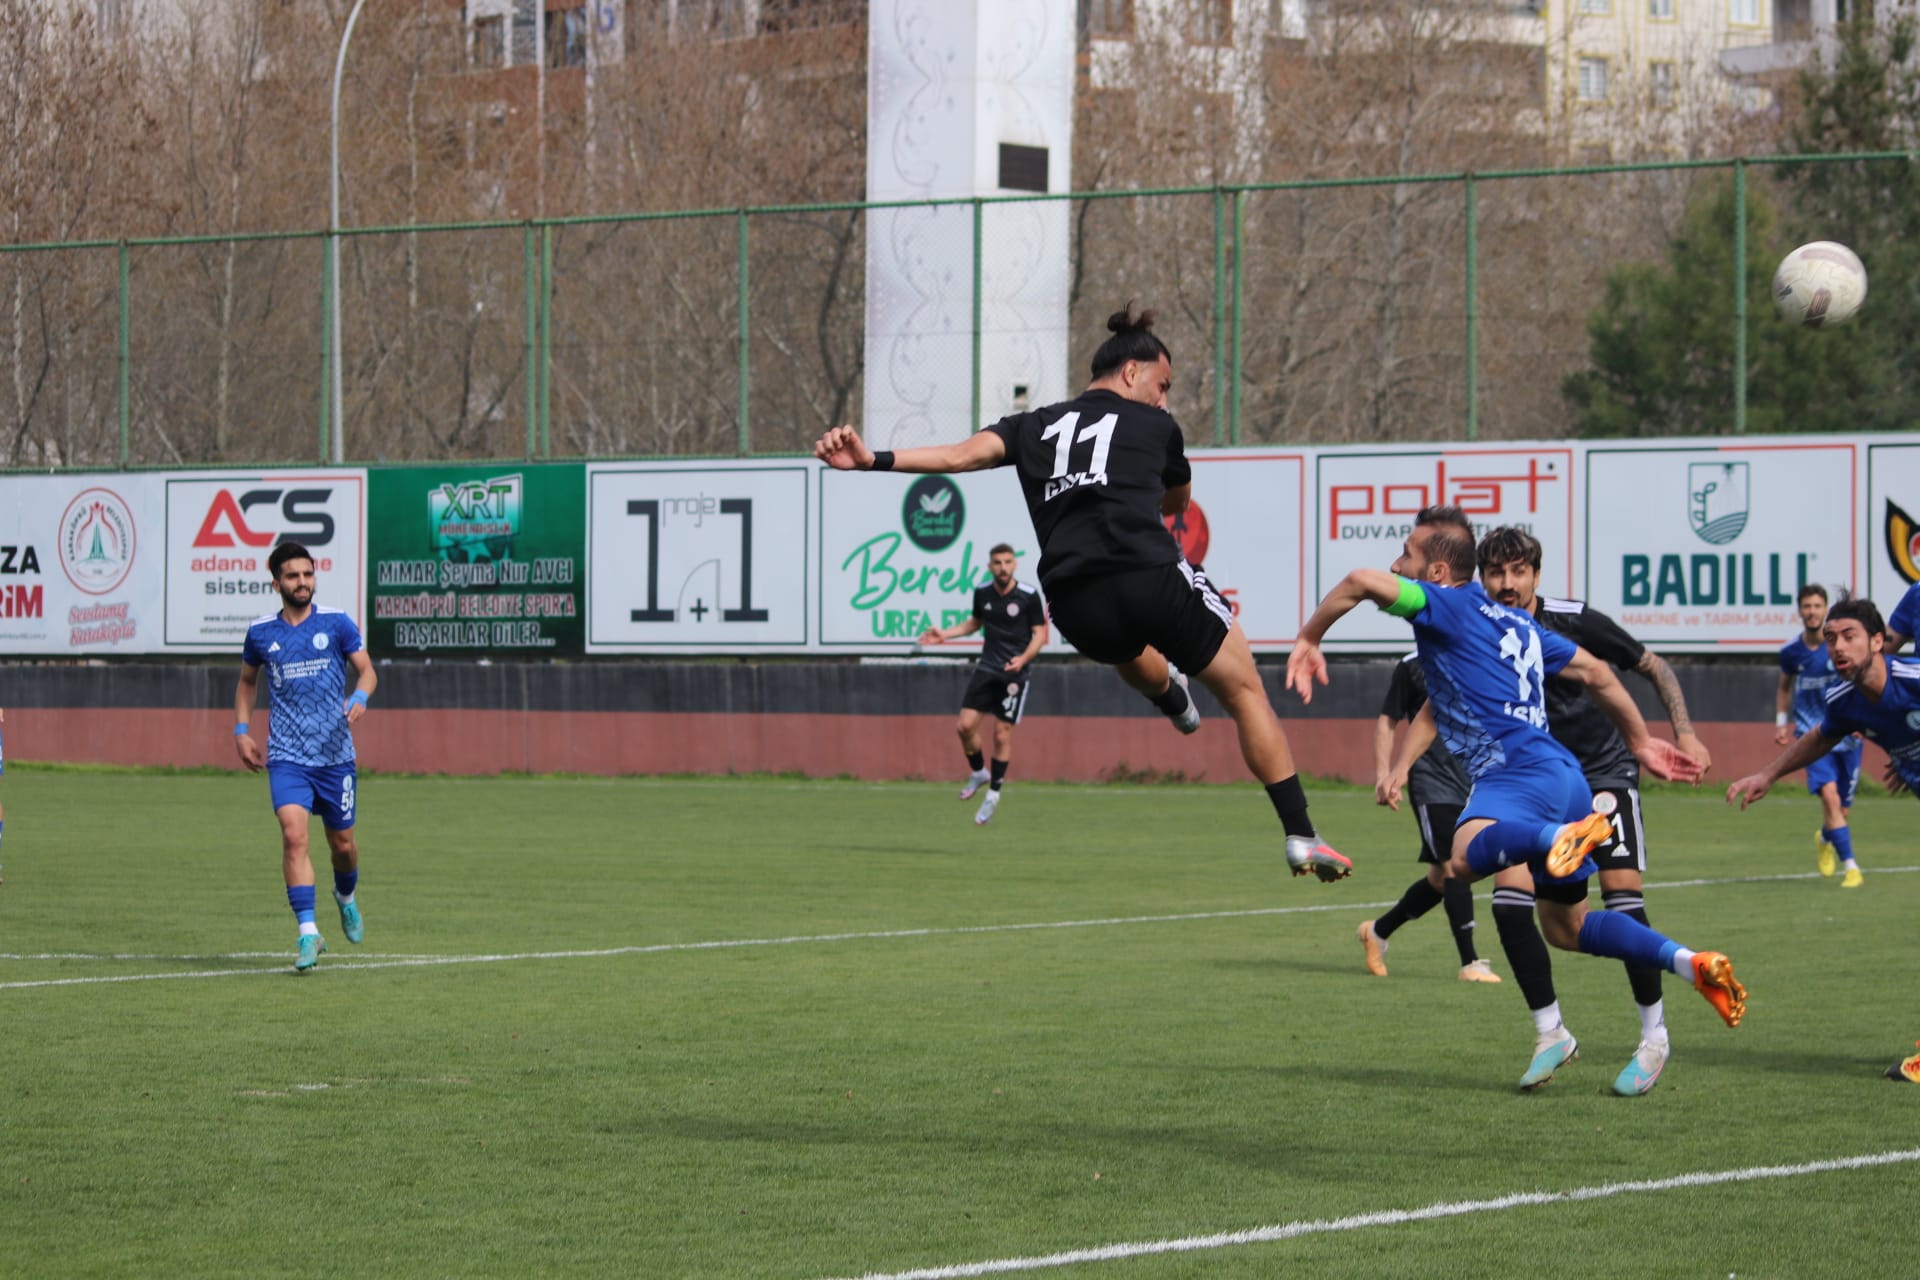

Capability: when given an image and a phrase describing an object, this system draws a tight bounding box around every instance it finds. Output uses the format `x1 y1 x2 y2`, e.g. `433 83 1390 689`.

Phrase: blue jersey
1818 656 1920 791
1889 581 1920 645
241 606 364 767
1398 579 1581 780
1779 636 1843 735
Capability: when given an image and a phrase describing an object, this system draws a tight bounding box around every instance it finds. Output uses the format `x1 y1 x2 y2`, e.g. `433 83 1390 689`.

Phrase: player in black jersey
814 305 1347 881
1364 654 1500 984
919 543 1048 826
1476 525 1712 1096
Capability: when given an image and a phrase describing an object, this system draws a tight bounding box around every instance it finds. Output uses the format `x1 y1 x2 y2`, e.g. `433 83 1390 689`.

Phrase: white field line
2 864 1914 993
821 1148 1920 1280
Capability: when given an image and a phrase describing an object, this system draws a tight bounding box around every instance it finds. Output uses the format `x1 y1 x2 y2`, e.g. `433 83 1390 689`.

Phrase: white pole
330 0 369 465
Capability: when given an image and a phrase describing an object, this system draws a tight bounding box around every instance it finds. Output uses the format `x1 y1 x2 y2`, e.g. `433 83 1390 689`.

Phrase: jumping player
1290 506 1744 1089
814 305 1347 881
234 542 377 973
1365 653 1501 984
920 542 1048 826
1476 525 1712 1095
1777 584 1865 886
1727 597 1918 1081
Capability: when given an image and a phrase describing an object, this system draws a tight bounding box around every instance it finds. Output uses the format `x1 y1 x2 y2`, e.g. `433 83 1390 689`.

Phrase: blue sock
1824 826 1856 865
1576 908 1675 970
1464 821 1561 876
287 884 317 928
334 868 358 900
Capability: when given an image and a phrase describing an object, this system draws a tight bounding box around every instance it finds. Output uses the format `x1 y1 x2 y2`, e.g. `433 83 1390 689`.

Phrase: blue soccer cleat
337 896 364 945
1612 1037 1670 1097
295 933 327 973
1519 1026 1579 1091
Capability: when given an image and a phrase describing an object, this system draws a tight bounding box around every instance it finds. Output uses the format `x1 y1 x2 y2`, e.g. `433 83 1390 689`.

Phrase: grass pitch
1 768 1916 1278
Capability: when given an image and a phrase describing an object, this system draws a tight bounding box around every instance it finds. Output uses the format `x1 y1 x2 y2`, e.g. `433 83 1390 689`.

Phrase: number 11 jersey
986 389 1190 590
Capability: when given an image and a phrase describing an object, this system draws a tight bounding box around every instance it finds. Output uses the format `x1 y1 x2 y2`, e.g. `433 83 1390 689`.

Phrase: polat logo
1885 499 1920 585
903 476 964 553
1688 462 1750 546
59 488 137 595
193 488 337 549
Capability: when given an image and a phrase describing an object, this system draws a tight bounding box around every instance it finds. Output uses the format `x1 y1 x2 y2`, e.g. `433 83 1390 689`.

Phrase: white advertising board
1176 453 1309 647
585 463 811 651
162 472 368 651
1583 442 1858 649
0 474 163 655
1313 446 1576 648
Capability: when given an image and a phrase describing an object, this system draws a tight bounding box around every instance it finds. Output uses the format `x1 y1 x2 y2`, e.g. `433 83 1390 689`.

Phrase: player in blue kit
1729 597 1920 1082
1777 584 1865 886
1289 507 1746 1085
234 542 377 973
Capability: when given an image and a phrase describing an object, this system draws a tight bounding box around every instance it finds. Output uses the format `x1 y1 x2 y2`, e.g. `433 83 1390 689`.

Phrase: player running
920 542 1048 826
813 305 1347 882
1364 653 1501 984
1777 584 1865 886
1290 506 1744 1088
1728 597 1918 1082
233 542 377 973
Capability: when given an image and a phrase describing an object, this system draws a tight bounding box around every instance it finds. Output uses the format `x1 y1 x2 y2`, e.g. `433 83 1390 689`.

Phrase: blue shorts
1461 754 1595 886
1805 740 1861 806
268 762 357 830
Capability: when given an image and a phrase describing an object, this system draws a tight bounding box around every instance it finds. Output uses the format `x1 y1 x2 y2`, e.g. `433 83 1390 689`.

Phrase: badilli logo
1687 462 1750 546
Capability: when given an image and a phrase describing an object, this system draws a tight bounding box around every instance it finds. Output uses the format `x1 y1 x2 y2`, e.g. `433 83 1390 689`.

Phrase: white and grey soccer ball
1773 241 1868 328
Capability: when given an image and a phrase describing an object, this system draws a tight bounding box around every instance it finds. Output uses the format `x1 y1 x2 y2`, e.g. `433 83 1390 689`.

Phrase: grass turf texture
1 770 1916 1278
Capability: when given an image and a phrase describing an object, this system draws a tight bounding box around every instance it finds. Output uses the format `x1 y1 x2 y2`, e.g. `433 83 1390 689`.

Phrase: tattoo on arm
1636 652 1693 736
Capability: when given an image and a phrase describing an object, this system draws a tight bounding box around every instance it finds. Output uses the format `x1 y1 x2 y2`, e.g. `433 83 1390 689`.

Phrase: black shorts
1588 785 1646 873
1044 561 1233 676
1411 801 1463 865
1535 877 1591 907
961 667 1030 724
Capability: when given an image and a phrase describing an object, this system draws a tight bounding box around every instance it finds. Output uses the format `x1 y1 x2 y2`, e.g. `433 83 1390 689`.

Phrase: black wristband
869 450 895 472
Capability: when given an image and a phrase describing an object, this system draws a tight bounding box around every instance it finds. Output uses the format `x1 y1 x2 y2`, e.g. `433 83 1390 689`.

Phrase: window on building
1649 60 1675 104
998 144 1050 193
547 3 588 67
1188 0 1232 46
759 0 861 32
1649 0 1673 16
1730 0 1760 22
1577 56 1608 100
512 0 539 65
473 14 508 68
1081 0 1134 39
1577 0 1608 13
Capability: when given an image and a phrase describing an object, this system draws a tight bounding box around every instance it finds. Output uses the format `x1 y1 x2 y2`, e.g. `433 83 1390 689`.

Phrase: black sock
1603 889 1665 1007
1264 775 1315 839
1492 888 1557 1012
989 758 1008 791
1149 679 1191 717
1374 877 1443 941
966 750 986 773
1442 877 1479 965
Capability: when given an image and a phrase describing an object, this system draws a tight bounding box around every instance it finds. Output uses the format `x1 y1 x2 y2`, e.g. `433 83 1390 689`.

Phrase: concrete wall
0 660 1821 786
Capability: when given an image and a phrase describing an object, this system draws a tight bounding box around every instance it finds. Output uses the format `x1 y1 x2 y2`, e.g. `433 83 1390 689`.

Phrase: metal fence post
117 241 130 467
540 223 554 459
1733 158 1748 435
1230 189 1247 446
971 198 984 432
523 222 537 461
737 209 750 455
1212 188 1227 446
319 234 334 463
1464 173 1479 443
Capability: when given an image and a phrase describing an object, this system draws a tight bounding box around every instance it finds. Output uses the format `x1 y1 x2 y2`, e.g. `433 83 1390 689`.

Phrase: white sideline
823 1148 1920 1280
1 864 1914 992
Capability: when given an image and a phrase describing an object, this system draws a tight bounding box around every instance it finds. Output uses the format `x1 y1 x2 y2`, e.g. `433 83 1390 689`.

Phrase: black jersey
1380 653 1472 807
985 389 1190 589
1534 595 1647 787
972 579 1044 672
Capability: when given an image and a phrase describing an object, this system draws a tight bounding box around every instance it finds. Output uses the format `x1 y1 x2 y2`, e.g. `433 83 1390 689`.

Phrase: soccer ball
1772 241 1868 328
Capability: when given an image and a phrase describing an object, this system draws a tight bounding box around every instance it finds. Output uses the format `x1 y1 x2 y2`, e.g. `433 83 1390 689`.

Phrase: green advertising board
367 464 585 654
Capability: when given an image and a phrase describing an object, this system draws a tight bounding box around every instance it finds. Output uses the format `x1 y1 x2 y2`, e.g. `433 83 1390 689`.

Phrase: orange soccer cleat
1545 812 1613 879
1886 1042 1920 1084
1690 951 1747 1028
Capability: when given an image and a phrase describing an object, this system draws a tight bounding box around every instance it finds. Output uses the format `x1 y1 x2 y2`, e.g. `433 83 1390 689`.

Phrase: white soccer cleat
1519 1025 1579 1091
1613 1036 1671 1097
974 790 1000 826
1286 836 1352 882
959 769 991 800
1166 668 1201 735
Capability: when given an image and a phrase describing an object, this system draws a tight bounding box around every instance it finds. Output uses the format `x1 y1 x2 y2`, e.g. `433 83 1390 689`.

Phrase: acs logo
193 488 337 549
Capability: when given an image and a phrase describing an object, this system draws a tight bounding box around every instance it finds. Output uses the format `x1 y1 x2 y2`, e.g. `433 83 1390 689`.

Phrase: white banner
1178 453 1309 646
1582 443 1858 649
1314 446 1576 647
585 463 811 651
0 474 162 655
162 472 368 651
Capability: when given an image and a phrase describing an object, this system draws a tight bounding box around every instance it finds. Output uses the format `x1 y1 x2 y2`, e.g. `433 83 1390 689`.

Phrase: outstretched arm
1726 728 1843 809
1560 647 1702 782
1634 650 1710 774
814 425 1006 474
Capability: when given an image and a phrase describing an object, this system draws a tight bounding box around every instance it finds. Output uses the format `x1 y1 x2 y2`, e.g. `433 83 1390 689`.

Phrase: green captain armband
1383 577 1428 618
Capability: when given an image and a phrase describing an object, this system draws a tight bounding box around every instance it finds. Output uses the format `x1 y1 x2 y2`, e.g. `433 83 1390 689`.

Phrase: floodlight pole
329 0 369 466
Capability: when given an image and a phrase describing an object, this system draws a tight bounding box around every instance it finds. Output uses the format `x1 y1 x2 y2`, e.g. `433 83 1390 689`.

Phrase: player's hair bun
1107 304 1157 335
